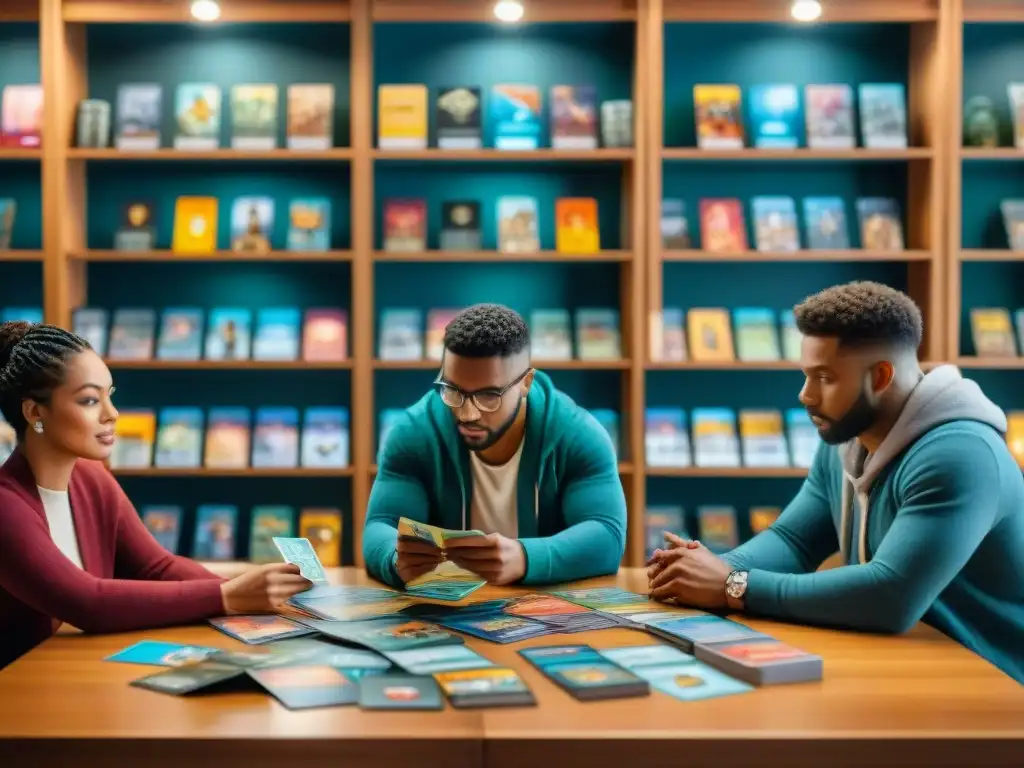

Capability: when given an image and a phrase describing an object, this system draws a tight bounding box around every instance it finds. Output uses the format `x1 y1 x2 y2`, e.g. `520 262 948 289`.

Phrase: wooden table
1 568 1022 768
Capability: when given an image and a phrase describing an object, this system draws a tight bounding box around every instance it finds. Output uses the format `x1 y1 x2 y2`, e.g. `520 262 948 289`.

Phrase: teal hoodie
363 370 627 588
723 365 1024 684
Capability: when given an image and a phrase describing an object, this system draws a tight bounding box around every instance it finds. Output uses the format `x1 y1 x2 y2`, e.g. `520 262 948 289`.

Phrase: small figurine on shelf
964 95 999 147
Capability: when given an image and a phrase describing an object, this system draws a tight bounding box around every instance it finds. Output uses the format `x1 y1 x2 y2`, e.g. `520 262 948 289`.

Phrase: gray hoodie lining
836 364 1008 564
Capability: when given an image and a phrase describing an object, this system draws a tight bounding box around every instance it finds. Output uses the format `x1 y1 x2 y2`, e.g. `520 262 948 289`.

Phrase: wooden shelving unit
372 250 633 263
69 250 354 262
66 148 356 161
4 0 1019 570
946 0 1024 366
0 251 45 262
647 467 809 479
103 359 354 370
662 249 933 263
372 149 635 162
111 467 356 478
662 148 934 160
371 358 632 371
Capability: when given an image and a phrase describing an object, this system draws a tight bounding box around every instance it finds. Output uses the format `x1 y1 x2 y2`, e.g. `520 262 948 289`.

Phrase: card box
359 673 445 710
434 667 537 709
694 636 824 685
519 645 650 701
644 614 768 653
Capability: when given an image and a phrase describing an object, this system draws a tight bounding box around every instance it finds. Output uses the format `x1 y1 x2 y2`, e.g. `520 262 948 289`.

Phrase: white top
469 441 524 538
37 486 84 569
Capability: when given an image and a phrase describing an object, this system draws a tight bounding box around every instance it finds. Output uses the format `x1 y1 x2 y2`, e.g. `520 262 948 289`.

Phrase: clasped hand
646 531 734 610
396 532 526 586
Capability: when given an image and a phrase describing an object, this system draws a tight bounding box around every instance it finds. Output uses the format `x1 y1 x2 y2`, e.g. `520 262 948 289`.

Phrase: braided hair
0 321 91 439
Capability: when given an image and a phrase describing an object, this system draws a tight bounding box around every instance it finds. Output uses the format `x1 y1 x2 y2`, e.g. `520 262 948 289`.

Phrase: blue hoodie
363 370 627 588
723 365 1024 684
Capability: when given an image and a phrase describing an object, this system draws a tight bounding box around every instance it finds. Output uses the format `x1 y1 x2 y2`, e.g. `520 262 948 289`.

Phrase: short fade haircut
443 303 530 359
794 281 923 351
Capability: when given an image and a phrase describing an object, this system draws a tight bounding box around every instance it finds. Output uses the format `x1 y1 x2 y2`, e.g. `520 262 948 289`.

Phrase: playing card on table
208 614 317 645
358 673 445 710
440 614 555 644
272 536 328 583
384 644 496 675
248 665 360 710
434 667 536 709
302 616 464 654
504 594 622 633
105 640 222 667
129 661 249 696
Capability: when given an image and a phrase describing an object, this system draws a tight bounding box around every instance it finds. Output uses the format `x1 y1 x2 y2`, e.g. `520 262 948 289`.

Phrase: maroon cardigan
0 449 226 669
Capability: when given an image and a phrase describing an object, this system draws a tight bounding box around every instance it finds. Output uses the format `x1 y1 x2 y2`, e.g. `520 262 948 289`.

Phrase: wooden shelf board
373 149 634 162
650 360 947 372
647 361 801 371
0 148 42 160
71 250 353 262
368 462 636 475
104 360 352 370
373 250 632 263
68 148 354 161
955 357 1024 369
663 0 938 22
0 0 37 21
111 468 354 478
372 0 636 22
961 148 1024 160
63 0 351 23
647 467 809 478
964 4 1024 23
663 148 932 161
373 359 632 371
0 251 44 262
959 250 1024 262
663 249 931 263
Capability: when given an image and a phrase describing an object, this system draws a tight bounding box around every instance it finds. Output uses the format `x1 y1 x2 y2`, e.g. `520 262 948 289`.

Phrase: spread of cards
104 523 823 711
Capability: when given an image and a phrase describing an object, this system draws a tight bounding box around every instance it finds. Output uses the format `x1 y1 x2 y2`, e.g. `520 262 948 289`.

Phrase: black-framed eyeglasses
433 368 531 413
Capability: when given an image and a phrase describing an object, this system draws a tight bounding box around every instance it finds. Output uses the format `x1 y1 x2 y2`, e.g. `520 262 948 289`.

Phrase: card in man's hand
397 517 485 548
272 536 328 583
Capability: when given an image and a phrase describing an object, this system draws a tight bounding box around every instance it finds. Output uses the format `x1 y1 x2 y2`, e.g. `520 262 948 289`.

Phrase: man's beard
809 385 880 445
458 396 523 452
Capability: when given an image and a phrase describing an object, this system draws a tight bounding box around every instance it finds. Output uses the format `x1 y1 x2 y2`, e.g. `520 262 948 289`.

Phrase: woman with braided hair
0 321 313 668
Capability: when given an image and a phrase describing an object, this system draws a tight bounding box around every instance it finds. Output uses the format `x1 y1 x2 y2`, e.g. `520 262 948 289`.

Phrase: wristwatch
725 569 749 608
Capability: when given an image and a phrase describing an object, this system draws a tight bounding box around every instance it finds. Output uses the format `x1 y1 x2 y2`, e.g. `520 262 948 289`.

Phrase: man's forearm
743 560 916 634
362 521 403 588
518 520 623 585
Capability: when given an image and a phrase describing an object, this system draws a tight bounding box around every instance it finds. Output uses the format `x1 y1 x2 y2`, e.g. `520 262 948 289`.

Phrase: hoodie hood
838 364 1007 562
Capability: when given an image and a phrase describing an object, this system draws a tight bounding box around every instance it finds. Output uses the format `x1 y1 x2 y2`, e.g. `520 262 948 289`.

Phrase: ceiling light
791 0 822 22
494 1 524 23
190 0 221 22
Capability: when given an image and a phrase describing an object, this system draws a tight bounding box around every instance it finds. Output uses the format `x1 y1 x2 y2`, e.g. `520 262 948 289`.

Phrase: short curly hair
794 281 922 350
443 303 530 358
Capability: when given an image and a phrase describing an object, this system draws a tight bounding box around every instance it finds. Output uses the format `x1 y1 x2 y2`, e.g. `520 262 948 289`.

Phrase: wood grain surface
1 568 1021 768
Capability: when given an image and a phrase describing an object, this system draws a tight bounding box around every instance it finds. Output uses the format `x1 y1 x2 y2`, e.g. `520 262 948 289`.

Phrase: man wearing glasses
363 303 626 588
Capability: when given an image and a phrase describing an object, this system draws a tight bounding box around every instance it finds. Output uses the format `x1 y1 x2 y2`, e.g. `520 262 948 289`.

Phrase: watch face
726 572 748 598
